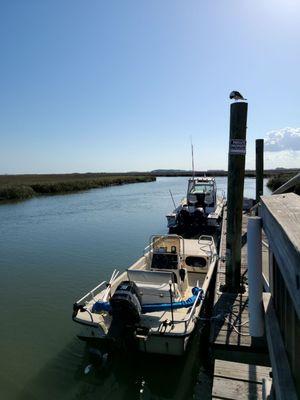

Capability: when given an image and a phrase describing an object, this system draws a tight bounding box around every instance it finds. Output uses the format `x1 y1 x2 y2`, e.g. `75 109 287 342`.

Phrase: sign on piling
225 101 248 292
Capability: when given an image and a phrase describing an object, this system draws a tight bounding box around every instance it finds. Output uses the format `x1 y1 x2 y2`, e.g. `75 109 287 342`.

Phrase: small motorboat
166 177 225 232
72 234 218 356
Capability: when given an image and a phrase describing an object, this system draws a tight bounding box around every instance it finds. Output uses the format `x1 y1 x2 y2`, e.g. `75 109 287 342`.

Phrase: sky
1 0 300 174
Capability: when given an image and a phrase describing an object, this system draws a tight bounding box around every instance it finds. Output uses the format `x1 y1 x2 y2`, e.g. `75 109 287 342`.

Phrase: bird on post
229 90 247 101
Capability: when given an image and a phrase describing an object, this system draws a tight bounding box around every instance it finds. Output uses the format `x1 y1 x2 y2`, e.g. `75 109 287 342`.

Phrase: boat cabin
187 177 217 212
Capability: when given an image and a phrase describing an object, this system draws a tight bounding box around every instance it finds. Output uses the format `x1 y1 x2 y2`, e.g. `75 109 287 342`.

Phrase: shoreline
0 175 156 203
1 169 299 204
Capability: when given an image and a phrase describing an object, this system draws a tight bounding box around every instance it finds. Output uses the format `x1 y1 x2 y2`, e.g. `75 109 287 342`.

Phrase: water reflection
0 177 270 400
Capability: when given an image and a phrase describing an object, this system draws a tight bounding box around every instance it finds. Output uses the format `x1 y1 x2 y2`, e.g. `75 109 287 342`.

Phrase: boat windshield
190 184 213 194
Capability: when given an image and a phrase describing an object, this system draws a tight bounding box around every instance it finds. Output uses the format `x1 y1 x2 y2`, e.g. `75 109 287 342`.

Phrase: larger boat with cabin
166 176 224 232
72 234 217 356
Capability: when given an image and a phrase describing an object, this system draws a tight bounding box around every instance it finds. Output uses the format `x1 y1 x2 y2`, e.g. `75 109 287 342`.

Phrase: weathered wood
211 210 254 352
260 193 300 318
211 210 270 367
263 293 298 400
294 313 300 396
214 360 271 383
212 359 272 399
226 102 248 292
211 210 270 372
212 377 263 399
256 139 264 204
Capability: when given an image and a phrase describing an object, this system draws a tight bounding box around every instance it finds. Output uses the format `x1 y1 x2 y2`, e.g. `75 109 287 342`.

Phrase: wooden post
256 139 264 203
225 101 248 292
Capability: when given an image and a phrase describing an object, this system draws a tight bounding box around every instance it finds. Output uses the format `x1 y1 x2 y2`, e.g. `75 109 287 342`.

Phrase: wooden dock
212 359 272 400
209 193 300 399
210 208 268 362
207 104 299 399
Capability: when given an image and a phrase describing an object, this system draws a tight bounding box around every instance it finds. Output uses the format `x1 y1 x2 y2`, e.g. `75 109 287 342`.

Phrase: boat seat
127 269 175 284
127 269 180 304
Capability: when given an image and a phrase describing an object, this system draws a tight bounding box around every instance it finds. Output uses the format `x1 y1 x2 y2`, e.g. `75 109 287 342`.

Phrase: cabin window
190 184 213 194
185 256 207 268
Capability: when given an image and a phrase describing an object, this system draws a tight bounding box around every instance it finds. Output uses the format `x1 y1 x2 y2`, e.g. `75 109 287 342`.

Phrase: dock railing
272 172 300 195
259 192 300 399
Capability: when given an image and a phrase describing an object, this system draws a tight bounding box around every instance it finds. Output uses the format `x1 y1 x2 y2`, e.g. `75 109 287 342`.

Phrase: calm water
0 177 270 400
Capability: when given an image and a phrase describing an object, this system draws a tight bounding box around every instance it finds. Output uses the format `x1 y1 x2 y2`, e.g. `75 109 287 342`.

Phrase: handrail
198 235 214 258
272 172 300 195
145 234 185 257
156 287 204 329
76 281 106 304
143 236 162 255
184 288 204 330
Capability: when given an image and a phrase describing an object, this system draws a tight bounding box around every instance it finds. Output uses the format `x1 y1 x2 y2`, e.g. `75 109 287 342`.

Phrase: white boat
166 177 225 231
72 234 218 356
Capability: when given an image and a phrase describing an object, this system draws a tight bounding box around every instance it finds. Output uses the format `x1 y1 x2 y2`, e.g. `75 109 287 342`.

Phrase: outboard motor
110 280 142 325
194 207 206 226
108 281 142 350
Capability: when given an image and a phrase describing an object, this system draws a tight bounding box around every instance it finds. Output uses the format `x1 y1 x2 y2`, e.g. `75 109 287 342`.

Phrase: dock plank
212 377 262 400
210 208 253 352
212 360 271 400
212 360 272 400
214 360 271 383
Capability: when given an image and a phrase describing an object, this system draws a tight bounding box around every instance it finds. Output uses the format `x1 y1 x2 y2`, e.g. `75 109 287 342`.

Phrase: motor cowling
110 281 142 325
194 207 205 224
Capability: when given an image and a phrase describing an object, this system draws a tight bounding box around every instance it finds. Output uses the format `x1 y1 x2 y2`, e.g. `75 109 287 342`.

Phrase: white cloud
265 127 300 152
264 150 300 168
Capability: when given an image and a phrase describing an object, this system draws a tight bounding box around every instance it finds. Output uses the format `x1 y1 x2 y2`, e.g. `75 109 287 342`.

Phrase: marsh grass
267 173 300 195
0 174 156 202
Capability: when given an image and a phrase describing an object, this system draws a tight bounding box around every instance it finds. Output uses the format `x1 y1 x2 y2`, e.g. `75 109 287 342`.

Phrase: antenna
169 189 176 209
191 137 195 181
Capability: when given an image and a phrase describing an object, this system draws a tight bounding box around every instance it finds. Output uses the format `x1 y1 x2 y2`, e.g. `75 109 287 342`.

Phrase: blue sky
1 0 300 173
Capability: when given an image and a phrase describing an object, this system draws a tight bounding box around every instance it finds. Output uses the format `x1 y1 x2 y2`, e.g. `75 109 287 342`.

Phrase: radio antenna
191 137 195 181
169 189 176 209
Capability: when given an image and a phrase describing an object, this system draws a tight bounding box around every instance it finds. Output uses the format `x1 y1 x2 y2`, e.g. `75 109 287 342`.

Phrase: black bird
229 91 247 101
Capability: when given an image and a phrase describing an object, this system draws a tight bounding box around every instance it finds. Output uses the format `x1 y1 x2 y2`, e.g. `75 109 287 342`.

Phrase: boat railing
145 234 185 258
198 235 215 258
143 243 153 256
75 269 120 305
183 287 204 331
75 281 106 305
143 236 162 255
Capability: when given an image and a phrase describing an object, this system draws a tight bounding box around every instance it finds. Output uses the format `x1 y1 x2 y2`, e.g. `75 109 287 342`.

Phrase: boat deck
139 272 207 335
183 238 213 256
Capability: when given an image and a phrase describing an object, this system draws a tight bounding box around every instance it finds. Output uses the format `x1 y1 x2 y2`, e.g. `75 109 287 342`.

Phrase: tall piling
225 101 248 292
255 139 264 204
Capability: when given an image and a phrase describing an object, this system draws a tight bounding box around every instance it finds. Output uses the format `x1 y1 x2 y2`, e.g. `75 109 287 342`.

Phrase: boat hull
76 323 191 356
72 234 217 357
137 333 190 356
